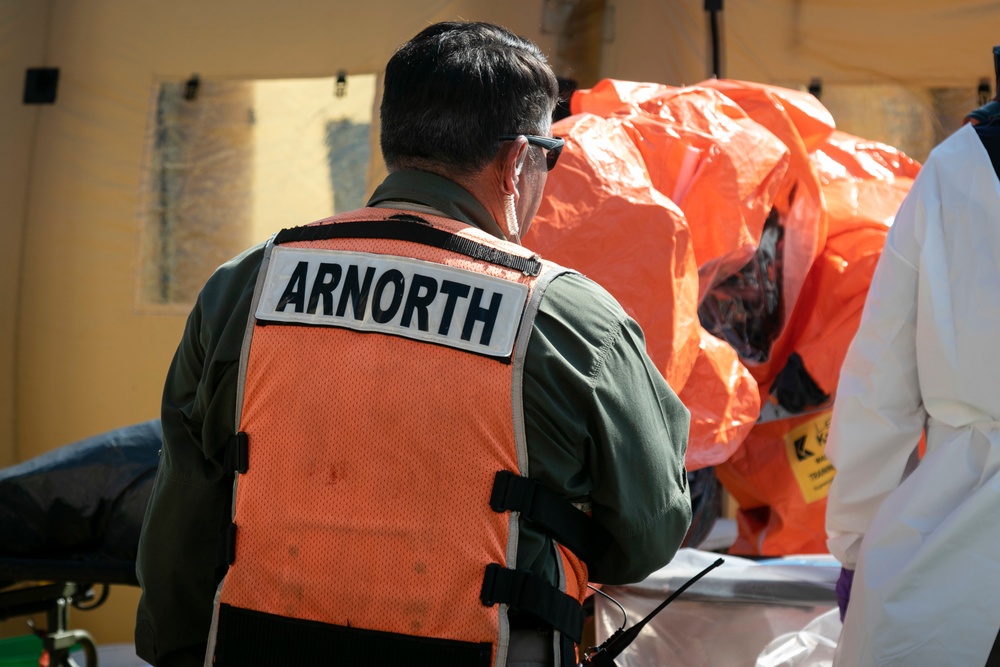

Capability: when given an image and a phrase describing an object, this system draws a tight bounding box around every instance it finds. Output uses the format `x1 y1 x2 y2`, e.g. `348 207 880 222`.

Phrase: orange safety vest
205 209 603 667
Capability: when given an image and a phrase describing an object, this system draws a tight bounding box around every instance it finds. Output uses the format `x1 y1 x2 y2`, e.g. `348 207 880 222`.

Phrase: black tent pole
705 0 724 78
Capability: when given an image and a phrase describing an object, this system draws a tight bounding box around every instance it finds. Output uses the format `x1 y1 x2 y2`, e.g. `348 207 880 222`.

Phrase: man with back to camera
135 21 692 667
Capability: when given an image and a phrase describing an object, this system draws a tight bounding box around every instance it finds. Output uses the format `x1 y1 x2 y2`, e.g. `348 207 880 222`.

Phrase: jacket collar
366 169 505 240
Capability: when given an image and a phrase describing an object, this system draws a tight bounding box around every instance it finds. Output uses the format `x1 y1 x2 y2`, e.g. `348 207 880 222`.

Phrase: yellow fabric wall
0 1 48 469
7 1 557 465
726 0 1000 87
607 0 1000 88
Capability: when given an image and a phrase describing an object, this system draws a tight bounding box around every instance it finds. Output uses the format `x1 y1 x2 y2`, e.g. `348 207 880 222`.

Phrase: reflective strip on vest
207 209 586 667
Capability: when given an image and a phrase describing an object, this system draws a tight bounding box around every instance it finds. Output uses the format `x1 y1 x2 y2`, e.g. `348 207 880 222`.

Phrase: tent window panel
139 74 378 306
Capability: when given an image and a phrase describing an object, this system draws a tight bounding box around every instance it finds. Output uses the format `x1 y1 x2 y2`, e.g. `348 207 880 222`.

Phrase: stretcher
0 556 138 667
0 421 158 667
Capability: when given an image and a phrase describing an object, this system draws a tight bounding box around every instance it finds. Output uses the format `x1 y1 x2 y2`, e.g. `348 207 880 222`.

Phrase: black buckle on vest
480 564 585 644
225 432 249 474
490 470 612 567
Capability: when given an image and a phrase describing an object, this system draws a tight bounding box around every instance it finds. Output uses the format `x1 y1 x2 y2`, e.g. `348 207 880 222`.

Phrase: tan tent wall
601 1 710 86
0 1 49 469
608 0 1000 89
607 1 1000 160
725 0 1000 88
7 0 560 467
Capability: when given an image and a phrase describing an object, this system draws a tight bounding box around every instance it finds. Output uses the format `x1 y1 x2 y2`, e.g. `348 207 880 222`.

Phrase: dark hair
380 22 559 173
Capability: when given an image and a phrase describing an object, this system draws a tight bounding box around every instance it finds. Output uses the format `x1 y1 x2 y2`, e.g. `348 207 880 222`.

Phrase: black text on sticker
256 247 529 357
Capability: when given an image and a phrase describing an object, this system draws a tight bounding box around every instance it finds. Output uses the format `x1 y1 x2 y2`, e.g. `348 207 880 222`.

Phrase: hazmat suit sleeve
825 174 928 569
135 245 265 667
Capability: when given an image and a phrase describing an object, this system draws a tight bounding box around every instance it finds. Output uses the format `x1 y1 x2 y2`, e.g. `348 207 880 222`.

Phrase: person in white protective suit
825 106 1000 666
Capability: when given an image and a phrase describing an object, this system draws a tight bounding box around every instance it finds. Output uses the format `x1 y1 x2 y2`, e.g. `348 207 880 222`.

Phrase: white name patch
256 246 530 357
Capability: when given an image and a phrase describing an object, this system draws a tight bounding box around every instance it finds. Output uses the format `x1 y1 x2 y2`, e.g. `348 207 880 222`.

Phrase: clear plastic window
138 74 378 307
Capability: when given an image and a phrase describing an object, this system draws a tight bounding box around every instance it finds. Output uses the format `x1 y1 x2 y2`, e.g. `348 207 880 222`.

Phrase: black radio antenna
579 557 725 667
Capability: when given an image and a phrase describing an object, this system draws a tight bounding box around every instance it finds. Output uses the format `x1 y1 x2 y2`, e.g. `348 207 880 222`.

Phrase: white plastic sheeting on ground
756 608 841 667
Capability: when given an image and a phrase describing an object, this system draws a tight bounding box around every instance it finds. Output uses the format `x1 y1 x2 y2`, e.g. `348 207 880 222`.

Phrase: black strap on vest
490 470 612 567
218 433 249 572
224 431 249 474
273 214 542 276
480 564 586 644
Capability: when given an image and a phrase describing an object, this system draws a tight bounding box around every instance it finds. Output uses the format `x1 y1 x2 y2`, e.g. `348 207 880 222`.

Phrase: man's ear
503 137 530 197
515 150 527 176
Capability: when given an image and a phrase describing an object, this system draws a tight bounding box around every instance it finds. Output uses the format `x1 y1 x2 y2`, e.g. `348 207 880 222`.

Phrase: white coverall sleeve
825 171 930 569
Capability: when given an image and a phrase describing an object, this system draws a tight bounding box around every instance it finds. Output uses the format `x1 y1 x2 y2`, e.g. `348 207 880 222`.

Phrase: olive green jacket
135 170 691 666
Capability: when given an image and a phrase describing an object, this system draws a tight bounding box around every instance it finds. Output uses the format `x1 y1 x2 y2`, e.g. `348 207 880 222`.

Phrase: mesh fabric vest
206 209 585 666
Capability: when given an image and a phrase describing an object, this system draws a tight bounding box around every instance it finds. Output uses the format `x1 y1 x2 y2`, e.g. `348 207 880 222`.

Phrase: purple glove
836 567 854 622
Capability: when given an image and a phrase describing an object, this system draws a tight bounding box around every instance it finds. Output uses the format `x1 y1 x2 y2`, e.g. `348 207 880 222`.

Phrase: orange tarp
715 128 919 554
528 113 702 392
527 78 919 554
531 82 782 468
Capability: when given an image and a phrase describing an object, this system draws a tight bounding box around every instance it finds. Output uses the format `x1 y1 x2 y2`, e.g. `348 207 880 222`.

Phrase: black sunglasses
499 134 565 171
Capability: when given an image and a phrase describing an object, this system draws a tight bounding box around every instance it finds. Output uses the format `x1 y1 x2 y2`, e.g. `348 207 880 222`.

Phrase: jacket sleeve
524 274 692 584
824 171 928 570
135 247 263 666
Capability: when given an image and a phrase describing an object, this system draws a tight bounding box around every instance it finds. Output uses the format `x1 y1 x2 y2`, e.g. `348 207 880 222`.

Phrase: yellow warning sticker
784 410 836 504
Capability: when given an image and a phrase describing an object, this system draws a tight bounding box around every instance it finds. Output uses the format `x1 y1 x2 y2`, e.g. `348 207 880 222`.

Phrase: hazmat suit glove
836 567 854 622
